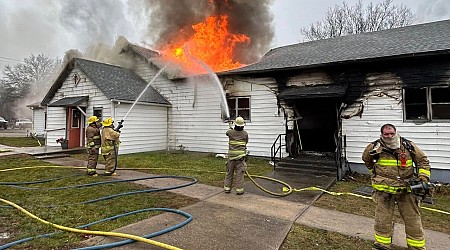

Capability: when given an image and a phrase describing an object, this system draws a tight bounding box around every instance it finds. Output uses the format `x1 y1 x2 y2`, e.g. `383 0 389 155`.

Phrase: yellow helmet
87 116 99 124
235 116 245 127
101 117 114 127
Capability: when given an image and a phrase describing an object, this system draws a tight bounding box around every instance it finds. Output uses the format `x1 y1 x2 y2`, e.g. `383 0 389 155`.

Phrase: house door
292 98 339 153
68 107 85 148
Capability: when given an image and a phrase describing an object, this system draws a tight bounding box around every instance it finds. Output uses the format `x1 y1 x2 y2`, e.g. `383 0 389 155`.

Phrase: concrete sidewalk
41 157 450 250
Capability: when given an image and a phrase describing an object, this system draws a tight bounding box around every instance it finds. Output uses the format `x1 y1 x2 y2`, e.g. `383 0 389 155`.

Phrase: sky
0 0 449 72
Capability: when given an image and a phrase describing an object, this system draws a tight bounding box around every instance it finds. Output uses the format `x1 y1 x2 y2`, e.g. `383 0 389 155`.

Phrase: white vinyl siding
31 108 46 136
114 103 168 154
343 95 450 171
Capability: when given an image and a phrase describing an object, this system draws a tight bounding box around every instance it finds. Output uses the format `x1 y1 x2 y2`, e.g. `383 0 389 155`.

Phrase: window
404 87 450 121
93 107 103 121
226 96 250 121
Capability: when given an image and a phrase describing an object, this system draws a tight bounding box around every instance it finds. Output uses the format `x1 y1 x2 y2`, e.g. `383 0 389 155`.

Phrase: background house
40 58 170 154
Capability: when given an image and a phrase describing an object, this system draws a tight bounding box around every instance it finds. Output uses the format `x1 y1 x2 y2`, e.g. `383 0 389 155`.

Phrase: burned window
431 87 450 119
404 87 450 121
226 96 250 121
404 88 427 120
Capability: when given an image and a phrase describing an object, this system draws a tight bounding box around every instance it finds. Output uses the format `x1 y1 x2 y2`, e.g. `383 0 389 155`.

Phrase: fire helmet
235 116 245 127
87 116 99 124
101 117 114 127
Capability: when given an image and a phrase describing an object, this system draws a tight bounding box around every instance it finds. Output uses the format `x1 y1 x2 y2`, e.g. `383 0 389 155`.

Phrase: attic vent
73 73 80 86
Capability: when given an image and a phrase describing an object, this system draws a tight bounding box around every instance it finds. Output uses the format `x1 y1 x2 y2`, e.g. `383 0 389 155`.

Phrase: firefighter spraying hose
101 64 169 175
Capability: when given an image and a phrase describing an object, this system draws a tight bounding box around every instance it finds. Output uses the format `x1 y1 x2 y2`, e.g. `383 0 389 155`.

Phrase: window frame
403 86 450 122
226 96 251 122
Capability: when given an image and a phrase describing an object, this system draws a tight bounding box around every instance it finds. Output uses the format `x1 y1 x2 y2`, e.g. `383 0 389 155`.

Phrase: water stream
121 64 169 122
186 54 230 119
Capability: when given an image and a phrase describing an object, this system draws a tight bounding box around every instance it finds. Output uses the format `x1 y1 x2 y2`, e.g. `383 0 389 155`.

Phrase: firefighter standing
101 117 121 176
86 116 101 176
224 116 248 195
362 124 431 250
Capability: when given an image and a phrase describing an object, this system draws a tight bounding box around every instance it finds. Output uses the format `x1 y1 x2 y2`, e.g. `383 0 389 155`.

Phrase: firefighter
224 116 249 195
362 124 431 250
101 117 121 176
85 116 101 176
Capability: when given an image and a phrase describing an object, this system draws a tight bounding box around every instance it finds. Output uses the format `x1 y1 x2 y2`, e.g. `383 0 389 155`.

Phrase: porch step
274 152 336 177
35 153 71 160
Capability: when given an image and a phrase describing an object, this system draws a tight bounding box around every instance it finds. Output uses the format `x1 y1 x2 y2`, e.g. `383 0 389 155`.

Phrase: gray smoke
136 0 275 64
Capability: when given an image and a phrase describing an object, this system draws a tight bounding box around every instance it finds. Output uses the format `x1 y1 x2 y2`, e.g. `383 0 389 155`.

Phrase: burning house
37 0 450 181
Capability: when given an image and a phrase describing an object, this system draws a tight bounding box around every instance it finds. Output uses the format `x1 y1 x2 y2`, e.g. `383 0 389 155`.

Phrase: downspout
166 106 169 151
112 100 121 120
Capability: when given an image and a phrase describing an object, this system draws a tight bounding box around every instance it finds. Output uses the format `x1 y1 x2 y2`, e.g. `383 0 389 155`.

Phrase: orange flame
161 15 250 73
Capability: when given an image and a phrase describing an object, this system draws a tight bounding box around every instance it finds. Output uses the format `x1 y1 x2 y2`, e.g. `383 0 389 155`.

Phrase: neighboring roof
221 19 450 75
48 96 89 107
26 102 44 109
279 85 348 99
42 58 170 106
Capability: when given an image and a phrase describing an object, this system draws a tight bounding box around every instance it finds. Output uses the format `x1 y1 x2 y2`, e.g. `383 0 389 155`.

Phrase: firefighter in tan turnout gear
86 116 101 176
362 124 431 250
101 117 121 176
224 116 248 195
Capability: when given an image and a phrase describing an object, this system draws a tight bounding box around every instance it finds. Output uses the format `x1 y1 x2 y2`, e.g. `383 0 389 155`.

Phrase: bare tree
300 0 415 41
0 54 61 119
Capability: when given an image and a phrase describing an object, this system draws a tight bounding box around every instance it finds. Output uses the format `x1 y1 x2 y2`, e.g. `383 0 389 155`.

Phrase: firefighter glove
418 175 429 183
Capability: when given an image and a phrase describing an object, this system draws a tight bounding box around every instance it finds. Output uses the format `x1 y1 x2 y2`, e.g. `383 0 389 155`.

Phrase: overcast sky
0 0 449 71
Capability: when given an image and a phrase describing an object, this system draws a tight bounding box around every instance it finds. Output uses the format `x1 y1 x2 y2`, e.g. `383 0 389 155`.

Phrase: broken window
404 86 450 121
226 96 250 121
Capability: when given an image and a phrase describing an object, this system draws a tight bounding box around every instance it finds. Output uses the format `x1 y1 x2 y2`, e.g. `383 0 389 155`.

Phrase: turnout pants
224 158 246 191
87 148 99 171
103 149 118 173
373 190 425 250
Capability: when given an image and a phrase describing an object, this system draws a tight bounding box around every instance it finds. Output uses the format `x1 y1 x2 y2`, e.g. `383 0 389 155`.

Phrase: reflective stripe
93 135 100 139
372 183 409 194
419 169 430 177
375 234 392 244
377 159 413 167
228 150 246 160
236 188 244 193
224 186 231 191
229 140 247 146
406 238 425 248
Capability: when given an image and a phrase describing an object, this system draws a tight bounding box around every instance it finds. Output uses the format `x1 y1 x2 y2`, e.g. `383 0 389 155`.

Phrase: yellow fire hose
0 197 182 249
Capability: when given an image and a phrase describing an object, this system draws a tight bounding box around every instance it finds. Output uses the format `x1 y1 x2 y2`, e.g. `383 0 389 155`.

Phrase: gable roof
221 19 450 75
42 58 170 106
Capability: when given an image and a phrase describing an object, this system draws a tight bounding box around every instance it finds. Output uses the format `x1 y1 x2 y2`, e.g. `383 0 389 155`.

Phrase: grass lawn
0 154 198 249
0 136 45 147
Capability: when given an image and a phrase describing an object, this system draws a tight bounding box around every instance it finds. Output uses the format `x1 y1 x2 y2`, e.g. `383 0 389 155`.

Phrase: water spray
117 63 169 131
182 47 231 121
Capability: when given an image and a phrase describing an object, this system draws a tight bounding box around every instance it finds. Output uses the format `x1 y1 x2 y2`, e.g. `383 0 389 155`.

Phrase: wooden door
68 108 83 148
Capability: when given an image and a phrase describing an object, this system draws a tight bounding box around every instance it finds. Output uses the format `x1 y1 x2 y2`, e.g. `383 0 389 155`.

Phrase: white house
39 20 450 182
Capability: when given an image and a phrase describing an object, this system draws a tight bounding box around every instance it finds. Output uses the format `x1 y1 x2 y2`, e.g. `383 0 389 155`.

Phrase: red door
68 108 85 148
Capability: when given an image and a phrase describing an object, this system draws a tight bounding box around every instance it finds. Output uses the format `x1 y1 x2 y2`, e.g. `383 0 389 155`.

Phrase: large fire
160 15 250 73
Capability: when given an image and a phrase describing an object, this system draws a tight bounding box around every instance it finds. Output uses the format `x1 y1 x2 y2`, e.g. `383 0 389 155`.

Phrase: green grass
0 137 45 147
73 151 274 187
0 154 197 249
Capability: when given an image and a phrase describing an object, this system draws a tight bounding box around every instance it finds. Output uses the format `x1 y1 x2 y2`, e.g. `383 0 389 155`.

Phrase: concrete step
35 153 71 159
275 166 336 177
276 161 336 172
